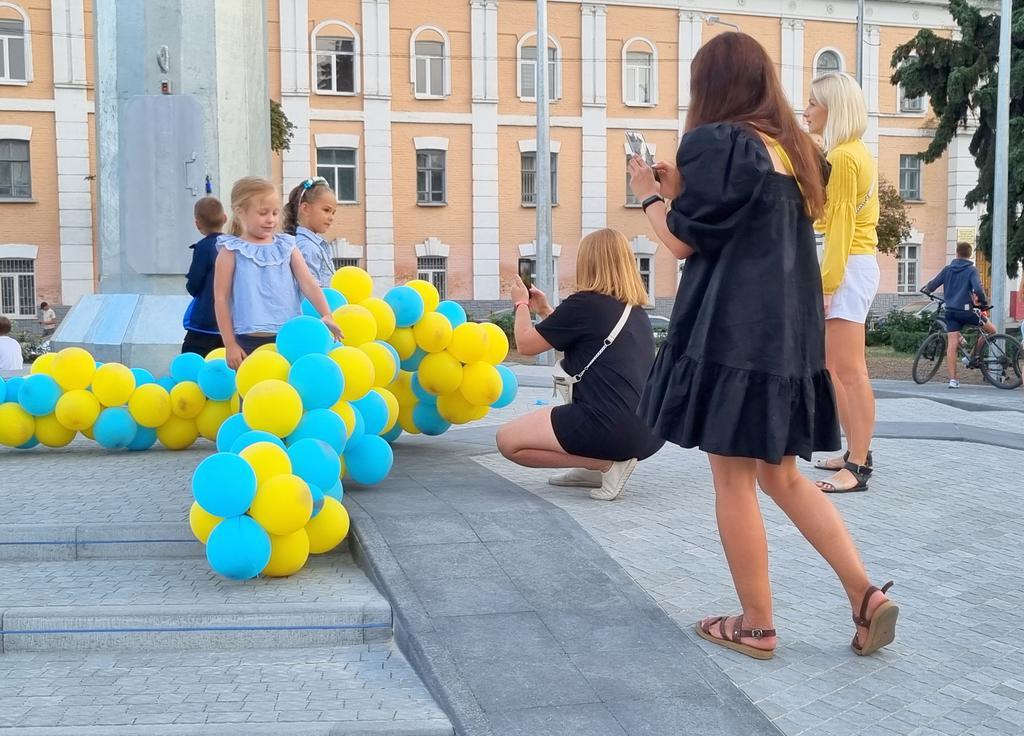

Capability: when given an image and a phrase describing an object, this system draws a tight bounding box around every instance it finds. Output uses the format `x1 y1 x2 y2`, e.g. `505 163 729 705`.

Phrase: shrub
865 329 888 347
890 330 929 354
486 310 516 350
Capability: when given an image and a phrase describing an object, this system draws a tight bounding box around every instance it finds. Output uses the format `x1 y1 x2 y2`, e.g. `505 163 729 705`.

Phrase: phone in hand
625 130 660 182
518 262 533 289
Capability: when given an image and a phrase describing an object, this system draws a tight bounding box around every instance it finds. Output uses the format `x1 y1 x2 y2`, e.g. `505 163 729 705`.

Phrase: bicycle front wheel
980 334 1023 389
912 332 946 384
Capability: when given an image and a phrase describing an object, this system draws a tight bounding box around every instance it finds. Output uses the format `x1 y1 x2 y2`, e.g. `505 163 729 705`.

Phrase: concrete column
678 11 702 129
470 0 500 299
581 3 607 238
279 0 313 193
863 24 881 156
780 18 805 111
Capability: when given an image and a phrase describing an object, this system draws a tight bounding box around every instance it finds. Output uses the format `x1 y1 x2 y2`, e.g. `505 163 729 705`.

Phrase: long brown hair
687 33 826 219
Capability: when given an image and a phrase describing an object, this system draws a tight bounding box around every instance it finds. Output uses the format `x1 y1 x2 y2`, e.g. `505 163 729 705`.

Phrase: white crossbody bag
552 304 632 404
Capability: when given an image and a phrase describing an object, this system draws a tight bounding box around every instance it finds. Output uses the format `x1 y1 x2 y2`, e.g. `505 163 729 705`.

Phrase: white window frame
316 145 359 204
899 154 923 201
0 3 31 85
897 236 922 295
897 55 927 115
416 150 446 206
0 130 31 200
631 235 658 306
813 48 844 78
622 37 658 107
311 20 361 96
409 25 451 99
0 246 37 318
516 31 562 102
416 256 448 300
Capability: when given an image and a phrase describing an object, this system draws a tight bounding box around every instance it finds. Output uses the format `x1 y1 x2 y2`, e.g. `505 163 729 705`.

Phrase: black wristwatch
641 194 664 212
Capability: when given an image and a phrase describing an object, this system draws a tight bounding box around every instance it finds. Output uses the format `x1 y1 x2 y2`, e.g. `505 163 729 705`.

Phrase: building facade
0 0 998 323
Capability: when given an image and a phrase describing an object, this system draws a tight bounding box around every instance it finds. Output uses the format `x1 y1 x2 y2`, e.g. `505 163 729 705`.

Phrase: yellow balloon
358 342 398 387
262 529 311 577
338 456 346 481
460 361 503 406
387 327 417 360
330 265 373 304
230 392 240 413
196 400 233 441
305 496 350 554
331 400 358 438
128 384 171 428
397 403 422 435
30 352 57 376
235 350 291 397
205 347 227 361
81 425 95 440
242 379 303 437
0 403 35 446
156 415 199 450
249 474 313 536
333 304 377 347
436 391 479 425
91 363 137 407
375 388 399 433
448 323 488 364
34 413 76 447
54 389 101 431
329 346 374 401
239 441 292 485
468 403 489 422
418 352 463 395
52 347 96 391
413 312 454 353
388 370 417 407
405 279 440 313
189 501 222 543
254 343 278 354
480 322 510 364
170 381 207 419
359 297 397 341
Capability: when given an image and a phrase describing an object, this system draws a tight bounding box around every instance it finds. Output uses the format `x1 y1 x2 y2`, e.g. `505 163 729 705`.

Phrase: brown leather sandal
695 615 776 660
851 581 898 656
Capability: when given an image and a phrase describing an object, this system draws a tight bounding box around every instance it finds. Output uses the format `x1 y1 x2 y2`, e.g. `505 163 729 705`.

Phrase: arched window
312 20 360 95
0 3 31 83
517 32 561 101
814 49 843 77
410 26 450 99
622 37 658 106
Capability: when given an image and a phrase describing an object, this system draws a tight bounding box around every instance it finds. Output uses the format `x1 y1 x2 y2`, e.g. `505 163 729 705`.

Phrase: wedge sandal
851 581 898 656
695 615 776 660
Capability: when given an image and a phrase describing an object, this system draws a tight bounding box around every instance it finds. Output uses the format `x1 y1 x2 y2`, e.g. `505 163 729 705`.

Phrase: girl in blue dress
284 177 337 288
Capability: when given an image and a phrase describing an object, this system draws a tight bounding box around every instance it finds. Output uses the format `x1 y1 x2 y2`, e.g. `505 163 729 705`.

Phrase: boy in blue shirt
921 241 995 388
181 197 227 356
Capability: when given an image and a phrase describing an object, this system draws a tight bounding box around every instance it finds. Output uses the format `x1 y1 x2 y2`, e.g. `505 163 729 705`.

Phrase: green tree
891 0 1023 276
876 176 914 256
270 99 294 154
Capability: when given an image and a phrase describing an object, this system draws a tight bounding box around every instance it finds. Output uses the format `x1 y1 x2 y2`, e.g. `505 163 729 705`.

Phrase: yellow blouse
817 139 879 295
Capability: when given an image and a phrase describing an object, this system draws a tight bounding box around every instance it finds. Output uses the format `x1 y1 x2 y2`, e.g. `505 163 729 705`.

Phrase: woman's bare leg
495 407 610 471
822 318 875 486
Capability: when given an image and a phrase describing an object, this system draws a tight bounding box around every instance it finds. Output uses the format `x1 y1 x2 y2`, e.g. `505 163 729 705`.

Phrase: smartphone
518 262 533 289
625 130 660 182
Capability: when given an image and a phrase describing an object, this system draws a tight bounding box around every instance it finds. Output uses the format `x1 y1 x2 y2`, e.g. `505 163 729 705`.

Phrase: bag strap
855 177 875 215
571 304 632 382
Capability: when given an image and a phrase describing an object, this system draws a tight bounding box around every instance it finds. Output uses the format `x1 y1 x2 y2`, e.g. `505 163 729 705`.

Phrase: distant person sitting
0 316 24 371
921 241 995 389
182 197 228 356
38 301 57 337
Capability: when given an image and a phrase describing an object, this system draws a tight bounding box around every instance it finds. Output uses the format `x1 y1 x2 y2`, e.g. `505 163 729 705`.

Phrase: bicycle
911 293 1023 389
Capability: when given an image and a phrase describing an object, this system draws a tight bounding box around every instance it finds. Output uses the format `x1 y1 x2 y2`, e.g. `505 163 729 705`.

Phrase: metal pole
856 0 865 85
991 0 1012 331
535 0 555 365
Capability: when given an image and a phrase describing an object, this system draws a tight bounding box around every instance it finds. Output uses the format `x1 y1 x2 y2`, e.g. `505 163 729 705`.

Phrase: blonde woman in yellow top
804 72 879 494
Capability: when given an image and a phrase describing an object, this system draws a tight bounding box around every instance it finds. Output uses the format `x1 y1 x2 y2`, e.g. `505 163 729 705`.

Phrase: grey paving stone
568 648 713 702
408 574 532 618
455 654 600 712
390 542 504 581
606 696 779 736
489 703 628 736
370 513 480 546
433 612 560 661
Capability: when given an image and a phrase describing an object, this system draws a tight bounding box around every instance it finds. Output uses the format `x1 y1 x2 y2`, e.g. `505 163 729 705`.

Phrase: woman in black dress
627 33 897 659
496 228 664 501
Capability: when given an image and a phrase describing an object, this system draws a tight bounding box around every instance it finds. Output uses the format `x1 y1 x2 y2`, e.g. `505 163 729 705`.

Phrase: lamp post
535 0 555 365
991 0 1012 330
704 15 741 32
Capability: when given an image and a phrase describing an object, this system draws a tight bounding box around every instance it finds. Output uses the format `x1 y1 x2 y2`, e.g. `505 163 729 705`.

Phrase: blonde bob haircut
809 72 868 152
227 176 279 236
575 228 650 307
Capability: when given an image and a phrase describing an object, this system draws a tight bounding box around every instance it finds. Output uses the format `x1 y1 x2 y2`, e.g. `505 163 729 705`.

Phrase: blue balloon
348 406 366 443
170 352 206 383
287 408 347 454
276 315 331 363
197 359 236 401
302 287 347 317
323 479 344 502
384 286 425 328
309 482 326 517
352 391 389 436
94 407 138 450
373 340 400 385
436 300 468 328
127 425 157 451
413 403 451 437
5 376 25 403
18 374 62 417
344 434 394 486
230 430 286 454
492 365 519 409
289 353 344 410
216 413 250 453
131 368 156 386
380 424 403 443
192 452 258 517
287 438 341 491
410 373 437 406
205 516 271 581
16 436 39 450
400 347 426 372
156 375 177 392
0 375 4 396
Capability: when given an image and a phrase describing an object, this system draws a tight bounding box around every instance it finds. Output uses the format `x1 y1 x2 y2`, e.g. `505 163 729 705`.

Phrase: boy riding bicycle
921 242 995 388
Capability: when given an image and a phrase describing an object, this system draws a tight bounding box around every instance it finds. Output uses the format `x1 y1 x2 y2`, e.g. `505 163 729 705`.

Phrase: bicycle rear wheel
912 332 946 384
980 334 1023 389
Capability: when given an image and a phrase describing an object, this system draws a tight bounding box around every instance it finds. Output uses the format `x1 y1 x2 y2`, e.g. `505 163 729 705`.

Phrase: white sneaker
948 379 960 389
591 458 638 501
548 468 602 488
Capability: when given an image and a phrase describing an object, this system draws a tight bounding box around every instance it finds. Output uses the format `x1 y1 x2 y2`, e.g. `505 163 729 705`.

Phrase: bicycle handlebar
920 291 992 313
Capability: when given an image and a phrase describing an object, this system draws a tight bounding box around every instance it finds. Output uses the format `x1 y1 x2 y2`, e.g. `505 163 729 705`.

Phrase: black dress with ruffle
638 122 840 464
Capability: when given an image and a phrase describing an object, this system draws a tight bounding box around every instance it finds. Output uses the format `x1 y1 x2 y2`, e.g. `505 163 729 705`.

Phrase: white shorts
827 254 880 323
